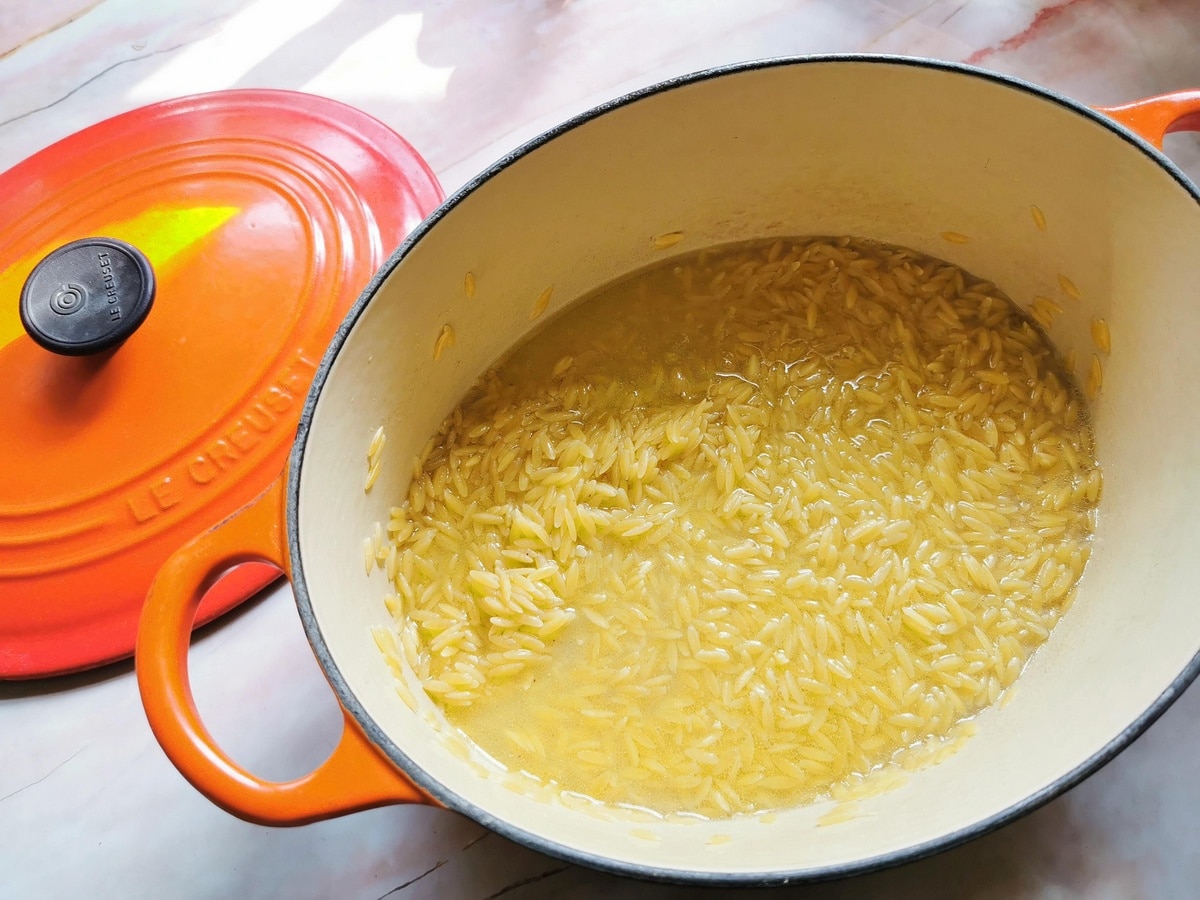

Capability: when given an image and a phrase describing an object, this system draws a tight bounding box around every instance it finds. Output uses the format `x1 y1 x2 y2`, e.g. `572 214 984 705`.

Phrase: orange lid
0 90 442 678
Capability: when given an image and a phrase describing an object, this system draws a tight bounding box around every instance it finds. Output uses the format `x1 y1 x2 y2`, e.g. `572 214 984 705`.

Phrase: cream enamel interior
296 60 1200 878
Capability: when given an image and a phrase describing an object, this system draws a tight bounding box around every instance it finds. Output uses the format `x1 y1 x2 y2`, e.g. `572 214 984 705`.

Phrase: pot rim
286 53 1200 886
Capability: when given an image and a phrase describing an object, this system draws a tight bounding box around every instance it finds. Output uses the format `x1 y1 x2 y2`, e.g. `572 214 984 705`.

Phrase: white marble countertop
3 1 1200 898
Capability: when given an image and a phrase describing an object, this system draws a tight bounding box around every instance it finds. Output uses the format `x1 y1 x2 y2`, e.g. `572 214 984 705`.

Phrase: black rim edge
286 53 1200 886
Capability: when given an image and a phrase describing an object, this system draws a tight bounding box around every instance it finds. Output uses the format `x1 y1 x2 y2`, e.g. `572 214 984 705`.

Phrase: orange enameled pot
137 58 1200 883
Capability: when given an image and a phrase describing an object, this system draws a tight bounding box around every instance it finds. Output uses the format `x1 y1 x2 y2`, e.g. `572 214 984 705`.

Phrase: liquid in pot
371 236 1099 819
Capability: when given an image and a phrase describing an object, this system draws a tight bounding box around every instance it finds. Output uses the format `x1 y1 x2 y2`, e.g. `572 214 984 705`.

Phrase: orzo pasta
370 236 1099 818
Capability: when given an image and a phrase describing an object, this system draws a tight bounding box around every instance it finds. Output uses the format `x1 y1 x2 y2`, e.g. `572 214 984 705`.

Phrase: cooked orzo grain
372 236 1099 818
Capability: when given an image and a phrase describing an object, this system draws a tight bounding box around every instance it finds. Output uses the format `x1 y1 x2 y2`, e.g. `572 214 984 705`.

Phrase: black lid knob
19 237 155 356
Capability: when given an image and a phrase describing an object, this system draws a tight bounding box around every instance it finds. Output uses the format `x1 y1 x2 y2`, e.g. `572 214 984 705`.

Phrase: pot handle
1096 89 1200 149
136 475 428 825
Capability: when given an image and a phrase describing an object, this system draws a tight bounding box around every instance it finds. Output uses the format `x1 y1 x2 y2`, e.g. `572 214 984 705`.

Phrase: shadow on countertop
232 0 568 172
